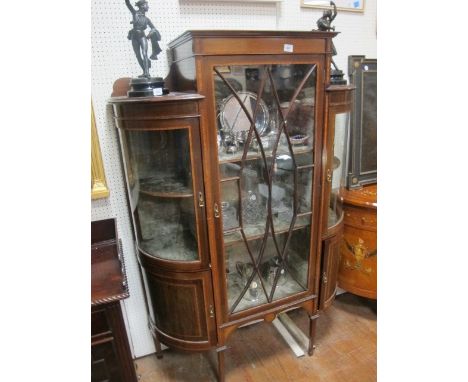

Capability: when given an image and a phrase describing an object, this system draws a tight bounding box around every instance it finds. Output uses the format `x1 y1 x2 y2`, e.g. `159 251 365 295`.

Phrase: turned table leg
308 313 319 356
216 346 227 382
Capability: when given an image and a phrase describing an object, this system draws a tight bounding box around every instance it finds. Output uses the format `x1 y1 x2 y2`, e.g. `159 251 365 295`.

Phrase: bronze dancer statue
125 0 162 78
315 1 345 83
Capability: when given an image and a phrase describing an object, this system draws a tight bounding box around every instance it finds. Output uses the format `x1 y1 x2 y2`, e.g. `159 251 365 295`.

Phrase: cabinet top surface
342 184 377 209
91 219 129 306
91 247 129 306
109 90 204 104
168 29 339 47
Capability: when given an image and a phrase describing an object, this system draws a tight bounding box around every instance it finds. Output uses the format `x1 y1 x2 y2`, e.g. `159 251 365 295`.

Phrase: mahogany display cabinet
110 30 353 381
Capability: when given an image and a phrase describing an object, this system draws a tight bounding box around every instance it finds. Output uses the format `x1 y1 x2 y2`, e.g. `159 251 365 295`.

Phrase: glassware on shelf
221 201 238 230
261 256 287 287
290 134 309 146
235 262 260 302
241 190 263 225
223 133 240 154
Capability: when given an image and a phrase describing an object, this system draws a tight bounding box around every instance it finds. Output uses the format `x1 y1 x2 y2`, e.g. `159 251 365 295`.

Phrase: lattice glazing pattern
214 64 317 313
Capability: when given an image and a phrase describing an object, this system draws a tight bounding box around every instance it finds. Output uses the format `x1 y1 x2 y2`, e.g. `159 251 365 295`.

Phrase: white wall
91 0 377 358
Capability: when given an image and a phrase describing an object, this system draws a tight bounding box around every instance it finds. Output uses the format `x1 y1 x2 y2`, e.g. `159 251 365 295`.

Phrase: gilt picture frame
91 102 110 199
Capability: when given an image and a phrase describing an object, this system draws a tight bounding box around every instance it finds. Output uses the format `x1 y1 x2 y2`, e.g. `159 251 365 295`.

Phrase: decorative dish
219 91 270 137
290 134 309 146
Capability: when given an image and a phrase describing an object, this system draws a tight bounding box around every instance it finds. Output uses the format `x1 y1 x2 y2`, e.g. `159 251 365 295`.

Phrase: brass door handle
209 305 215 318
214 203 220 218
326 168 332 183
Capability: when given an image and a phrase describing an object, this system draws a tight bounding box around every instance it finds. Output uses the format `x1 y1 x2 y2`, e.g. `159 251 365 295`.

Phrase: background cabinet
338 184 377 299
91 219 138 382
111 30 349 381
347 56 377 188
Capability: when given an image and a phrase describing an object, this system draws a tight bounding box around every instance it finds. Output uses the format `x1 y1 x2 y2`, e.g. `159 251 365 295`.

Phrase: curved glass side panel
121 129 199 261
328 112 350 228
214 63 317 313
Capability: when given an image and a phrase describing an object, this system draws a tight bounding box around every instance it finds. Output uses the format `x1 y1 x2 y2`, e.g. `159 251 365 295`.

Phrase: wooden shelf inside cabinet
218 145 313 164
138 240 199 263
139 178 194 198
140 190 194 198
223 213 311 246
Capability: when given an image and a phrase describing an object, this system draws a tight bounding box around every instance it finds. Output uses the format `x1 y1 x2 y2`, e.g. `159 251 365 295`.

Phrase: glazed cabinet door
322 87 353 233
208 61 323 318
117 106 209 272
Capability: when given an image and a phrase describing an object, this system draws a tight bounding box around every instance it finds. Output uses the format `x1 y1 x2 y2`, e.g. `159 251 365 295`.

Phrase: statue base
330 69 347 85
127 77 169 97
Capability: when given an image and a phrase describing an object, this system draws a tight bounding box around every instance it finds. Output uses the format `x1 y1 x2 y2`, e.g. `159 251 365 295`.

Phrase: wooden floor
135 293 377 382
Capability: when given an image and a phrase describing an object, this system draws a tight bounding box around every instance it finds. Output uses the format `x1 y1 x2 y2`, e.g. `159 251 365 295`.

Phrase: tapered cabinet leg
153 333 163 359
216 346 227 382
308 313 319 356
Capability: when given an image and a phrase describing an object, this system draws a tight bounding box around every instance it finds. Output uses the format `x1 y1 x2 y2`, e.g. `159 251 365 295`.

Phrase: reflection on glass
215 64 315 164
329 112 350 228
225 232 310 313
214 63 317 313
220 180 239 231
123 129 199 261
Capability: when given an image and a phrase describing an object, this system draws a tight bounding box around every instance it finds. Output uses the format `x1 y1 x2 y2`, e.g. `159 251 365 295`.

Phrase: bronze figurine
316 1 337 32
315 1 346 84
125 0 162 78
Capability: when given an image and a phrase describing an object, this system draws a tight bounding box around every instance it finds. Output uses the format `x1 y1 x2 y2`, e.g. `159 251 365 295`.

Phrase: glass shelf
139 236 198 262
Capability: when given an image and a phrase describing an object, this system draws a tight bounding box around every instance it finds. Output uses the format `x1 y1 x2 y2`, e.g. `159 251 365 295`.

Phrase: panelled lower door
211 62 320 317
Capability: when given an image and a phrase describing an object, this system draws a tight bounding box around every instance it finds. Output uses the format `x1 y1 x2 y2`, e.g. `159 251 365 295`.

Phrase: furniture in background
91 219 138 382
337 55 377 299
338 184 377 299
347 55 377 189
110 30 352 382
